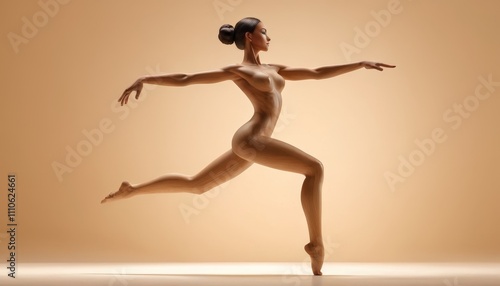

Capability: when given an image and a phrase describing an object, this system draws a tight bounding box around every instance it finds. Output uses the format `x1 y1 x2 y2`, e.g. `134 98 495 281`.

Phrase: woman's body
101 18 395 275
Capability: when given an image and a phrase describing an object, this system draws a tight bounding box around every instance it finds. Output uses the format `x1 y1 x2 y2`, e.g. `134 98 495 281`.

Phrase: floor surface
2 263 499 286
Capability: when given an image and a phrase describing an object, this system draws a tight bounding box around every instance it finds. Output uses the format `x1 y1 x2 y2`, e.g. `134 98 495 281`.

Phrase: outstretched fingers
378 63 396 68
119 89 139 105
362 61 396 71
376 63 396 70
118 81 143 105
118 90 130 105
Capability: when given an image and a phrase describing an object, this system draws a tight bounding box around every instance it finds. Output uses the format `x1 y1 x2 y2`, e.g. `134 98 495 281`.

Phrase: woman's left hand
361 61 396 71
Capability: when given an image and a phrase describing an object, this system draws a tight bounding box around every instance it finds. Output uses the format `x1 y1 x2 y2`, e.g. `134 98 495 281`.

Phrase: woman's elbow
175 74 190 86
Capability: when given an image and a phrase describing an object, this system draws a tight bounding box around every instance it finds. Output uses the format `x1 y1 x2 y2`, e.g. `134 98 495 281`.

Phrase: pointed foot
101 182 133 204
305 242 324 276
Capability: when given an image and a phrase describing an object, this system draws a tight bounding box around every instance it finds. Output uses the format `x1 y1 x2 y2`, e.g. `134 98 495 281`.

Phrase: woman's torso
230 64 285 139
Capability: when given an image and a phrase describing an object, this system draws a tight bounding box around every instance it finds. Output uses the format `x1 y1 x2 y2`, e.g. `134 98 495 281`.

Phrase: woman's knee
308 159 324 178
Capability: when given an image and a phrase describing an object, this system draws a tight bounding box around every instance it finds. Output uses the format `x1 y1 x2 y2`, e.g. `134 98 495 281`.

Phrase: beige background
1 0 499 263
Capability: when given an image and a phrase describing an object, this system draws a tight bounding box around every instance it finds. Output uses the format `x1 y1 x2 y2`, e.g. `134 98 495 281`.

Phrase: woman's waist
235 113 278 137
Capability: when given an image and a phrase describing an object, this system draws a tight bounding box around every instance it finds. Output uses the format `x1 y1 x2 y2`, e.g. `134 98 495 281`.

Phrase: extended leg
233 136 324 275
101 150 252 203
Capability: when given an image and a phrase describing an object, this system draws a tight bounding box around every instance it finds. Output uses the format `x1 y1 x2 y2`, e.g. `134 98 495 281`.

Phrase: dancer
101 17 395 275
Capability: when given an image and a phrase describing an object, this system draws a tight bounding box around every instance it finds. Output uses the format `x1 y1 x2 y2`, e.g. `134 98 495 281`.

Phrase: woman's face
249 22 271 52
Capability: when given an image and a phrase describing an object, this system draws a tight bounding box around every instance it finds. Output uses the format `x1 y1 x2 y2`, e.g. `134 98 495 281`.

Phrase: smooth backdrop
1 0 499 263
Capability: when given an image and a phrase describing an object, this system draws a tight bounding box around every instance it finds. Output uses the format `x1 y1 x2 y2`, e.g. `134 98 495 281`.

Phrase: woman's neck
242 44 261 65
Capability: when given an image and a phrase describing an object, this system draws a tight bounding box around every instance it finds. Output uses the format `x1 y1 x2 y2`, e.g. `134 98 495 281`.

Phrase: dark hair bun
218 24 235 45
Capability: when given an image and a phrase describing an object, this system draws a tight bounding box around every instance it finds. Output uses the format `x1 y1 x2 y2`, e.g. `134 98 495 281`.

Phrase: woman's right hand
118 78 144 105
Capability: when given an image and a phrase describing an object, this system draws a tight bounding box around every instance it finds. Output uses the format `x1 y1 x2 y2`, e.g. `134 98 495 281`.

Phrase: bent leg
101 150 252 203
234 136 324 275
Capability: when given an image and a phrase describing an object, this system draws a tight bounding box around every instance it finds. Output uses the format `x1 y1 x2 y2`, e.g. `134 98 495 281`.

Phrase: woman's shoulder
221 63 287 78
223 63 286 70
221 64 243 71
266 63 287 72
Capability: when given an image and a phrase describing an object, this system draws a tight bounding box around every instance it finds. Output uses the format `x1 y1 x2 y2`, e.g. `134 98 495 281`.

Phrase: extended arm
274 61 396 81
118 68 239 105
